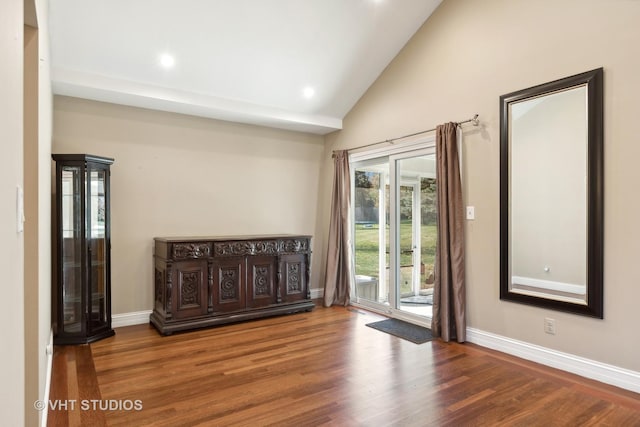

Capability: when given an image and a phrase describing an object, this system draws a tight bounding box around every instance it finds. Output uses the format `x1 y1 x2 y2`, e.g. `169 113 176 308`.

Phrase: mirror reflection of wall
510 86 588 304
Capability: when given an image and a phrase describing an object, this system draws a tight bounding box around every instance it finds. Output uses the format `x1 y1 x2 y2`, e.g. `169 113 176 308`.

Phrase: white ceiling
49 0 442 134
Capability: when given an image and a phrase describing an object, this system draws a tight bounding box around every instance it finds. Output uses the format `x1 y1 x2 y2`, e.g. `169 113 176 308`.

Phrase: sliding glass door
393 152 437 319
352 145 437 323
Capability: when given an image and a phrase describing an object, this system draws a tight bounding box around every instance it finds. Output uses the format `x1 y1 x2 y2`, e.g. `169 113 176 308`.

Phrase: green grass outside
354 221 436 296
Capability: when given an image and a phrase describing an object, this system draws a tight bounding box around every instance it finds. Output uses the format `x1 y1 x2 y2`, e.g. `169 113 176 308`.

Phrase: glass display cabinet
52 154 115 344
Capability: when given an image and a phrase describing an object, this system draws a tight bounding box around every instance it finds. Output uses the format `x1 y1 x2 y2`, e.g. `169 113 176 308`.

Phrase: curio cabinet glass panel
53 154 115 344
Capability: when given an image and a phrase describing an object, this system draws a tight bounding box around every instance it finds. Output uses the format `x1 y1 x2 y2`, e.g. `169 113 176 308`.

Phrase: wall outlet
544 317 556 335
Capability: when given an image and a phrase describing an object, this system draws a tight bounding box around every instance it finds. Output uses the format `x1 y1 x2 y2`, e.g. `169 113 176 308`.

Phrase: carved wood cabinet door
172 260 209 320
211 256 246 312
280 254 308 303
247 256 278 308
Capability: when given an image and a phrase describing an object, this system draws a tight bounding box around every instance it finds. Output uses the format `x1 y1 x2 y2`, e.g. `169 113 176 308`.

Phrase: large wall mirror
500 68 603 318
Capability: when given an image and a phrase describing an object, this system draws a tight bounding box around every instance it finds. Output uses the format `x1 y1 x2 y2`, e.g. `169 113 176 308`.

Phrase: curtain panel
432 122 466 342
323 150 352 307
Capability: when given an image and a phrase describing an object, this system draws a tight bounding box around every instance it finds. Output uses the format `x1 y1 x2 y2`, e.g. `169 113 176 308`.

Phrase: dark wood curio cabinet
52 154 115 345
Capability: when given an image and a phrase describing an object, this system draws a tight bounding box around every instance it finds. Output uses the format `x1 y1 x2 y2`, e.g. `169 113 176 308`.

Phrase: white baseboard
310 288 324 299
112 310 152 328
466 327 640 394
41 329 53 427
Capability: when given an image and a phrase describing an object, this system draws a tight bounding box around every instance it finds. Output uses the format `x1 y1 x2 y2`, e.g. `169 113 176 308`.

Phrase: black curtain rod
334 114 479 155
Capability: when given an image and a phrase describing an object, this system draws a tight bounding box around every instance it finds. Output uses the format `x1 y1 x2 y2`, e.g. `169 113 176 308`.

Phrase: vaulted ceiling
49 0 442 134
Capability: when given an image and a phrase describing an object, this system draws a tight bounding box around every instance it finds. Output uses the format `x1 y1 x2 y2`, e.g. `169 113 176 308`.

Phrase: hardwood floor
48 303 640 426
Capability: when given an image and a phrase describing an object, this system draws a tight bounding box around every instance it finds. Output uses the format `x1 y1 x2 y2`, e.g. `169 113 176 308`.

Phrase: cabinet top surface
52 153 115 164
154 234 311 243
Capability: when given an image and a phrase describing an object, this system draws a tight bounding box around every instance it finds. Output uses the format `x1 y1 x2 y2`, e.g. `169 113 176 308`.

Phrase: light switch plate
16 185 24 233
466 206 475 220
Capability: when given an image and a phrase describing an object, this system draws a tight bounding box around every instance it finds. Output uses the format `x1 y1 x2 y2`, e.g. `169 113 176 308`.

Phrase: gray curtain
432 122 466 342
323 150 352 307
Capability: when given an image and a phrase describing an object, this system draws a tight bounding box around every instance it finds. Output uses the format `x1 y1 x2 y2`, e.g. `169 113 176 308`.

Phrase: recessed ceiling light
159 53 175 68
303 87 315 99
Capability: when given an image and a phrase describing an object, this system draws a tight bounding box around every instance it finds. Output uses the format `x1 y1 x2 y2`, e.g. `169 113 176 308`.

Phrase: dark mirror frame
499 68 604 318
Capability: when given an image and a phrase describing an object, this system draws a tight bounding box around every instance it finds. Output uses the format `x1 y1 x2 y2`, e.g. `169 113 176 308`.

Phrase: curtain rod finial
472 114 479 126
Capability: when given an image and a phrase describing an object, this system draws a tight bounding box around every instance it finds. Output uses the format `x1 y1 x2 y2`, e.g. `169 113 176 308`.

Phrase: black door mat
366 318 434 344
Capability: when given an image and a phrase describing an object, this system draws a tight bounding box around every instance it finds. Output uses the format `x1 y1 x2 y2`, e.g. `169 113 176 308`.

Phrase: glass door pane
395 153 437 318
398 184 418 298
88 168 108 332
61 166 83 334
353 160 389 306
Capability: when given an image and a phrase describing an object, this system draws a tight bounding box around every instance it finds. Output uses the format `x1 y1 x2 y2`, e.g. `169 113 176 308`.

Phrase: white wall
322 0 640 372
53 96 325 315
24 22 40 427
24 1 52 425
0 0 25 424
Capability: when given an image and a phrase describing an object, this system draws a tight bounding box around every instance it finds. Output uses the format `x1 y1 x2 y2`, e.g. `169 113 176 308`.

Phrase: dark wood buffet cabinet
151 235 315 334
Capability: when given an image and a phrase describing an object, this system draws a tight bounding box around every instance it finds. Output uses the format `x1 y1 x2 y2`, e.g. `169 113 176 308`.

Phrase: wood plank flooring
48 303 640 426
